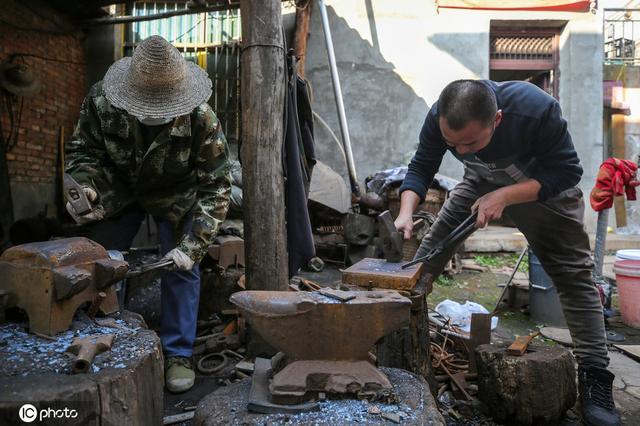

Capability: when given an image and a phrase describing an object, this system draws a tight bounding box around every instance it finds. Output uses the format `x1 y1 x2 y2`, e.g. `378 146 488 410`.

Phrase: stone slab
194 367 444 426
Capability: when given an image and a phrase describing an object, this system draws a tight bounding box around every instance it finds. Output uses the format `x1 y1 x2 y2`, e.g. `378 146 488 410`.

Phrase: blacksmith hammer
377 210 403 262
63 173 93 216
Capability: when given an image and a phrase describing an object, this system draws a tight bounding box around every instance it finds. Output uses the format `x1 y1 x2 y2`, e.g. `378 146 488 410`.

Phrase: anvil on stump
230 290 411 412
0 237 127 336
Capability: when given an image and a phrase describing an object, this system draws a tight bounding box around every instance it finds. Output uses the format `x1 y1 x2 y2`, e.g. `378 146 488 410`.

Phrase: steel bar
317 0 359 196
491 246 528 315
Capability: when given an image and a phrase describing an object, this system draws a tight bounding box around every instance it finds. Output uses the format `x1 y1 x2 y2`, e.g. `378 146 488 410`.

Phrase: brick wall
0 1 85 188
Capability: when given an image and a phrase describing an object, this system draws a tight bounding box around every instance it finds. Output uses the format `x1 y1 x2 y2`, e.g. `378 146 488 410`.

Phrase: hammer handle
507 331 541 356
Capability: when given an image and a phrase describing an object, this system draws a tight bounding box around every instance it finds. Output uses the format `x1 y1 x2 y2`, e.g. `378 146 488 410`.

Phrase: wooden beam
240 0 288 290
293 0 313 78
82 2 239 26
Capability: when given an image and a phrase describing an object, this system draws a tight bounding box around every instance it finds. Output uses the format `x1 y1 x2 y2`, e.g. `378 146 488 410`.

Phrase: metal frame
603 8 640 65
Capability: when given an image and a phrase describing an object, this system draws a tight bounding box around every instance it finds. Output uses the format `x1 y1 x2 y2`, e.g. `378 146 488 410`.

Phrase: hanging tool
402 211 478 269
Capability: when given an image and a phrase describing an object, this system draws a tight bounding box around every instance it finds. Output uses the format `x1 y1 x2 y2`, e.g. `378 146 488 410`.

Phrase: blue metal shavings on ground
0 315 155 377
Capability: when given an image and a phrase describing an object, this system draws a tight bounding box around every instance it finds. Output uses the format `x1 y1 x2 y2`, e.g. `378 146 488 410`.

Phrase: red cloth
590 158 640 212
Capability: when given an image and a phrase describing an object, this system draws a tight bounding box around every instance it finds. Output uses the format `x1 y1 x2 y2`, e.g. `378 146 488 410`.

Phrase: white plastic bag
434 299 498 332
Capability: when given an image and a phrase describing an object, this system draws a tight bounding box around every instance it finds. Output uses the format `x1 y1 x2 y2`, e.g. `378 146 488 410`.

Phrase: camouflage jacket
66 81 232 262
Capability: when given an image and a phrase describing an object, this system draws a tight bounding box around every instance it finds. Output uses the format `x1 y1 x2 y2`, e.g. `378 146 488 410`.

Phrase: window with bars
123 2 242 145
489 28 560 99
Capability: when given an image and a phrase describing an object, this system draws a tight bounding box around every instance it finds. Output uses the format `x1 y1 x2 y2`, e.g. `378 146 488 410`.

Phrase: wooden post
293 0 313 78
240 0 288 290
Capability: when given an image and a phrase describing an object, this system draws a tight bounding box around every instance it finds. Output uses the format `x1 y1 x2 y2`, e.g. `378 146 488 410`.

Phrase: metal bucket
529 251 567 327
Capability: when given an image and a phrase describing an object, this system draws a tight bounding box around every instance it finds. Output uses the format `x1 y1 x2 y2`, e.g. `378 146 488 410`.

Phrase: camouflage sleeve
177 109 232 262
65 89 121 210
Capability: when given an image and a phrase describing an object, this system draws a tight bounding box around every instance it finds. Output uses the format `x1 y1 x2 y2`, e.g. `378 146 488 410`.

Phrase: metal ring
197 352 228 375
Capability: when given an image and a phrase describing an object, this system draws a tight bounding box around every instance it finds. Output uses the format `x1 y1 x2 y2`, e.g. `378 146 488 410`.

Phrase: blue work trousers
89 209 200 358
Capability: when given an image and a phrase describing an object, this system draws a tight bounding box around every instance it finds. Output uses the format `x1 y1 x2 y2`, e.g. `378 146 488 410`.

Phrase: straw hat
0 63 41 97
103 35 212 118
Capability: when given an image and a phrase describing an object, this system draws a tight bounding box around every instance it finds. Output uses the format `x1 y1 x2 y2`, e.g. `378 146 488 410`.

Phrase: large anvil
0 237 127 335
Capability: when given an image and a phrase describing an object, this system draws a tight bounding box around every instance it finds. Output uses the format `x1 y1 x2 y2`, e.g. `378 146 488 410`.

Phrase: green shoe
165 357 195 393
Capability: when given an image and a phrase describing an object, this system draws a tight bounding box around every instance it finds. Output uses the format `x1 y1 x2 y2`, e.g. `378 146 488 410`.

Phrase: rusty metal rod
441 364 472 401
86 292 107 320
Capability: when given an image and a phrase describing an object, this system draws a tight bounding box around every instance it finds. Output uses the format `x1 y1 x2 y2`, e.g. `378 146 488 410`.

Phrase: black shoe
578 365 621 426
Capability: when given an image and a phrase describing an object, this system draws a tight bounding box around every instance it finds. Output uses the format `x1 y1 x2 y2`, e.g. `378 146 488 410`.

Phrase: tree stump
0 311 163 425
376 291 432 382
475 343 576 425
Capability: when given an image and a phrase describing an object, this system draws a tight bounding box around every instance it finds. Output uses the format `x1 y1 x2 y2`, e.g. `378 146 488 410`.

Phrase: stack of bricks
0 1 86 186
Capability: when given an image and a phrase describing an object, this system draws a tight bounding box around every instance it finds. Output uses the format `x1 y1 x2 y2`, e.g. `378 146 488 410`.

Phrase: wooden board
341 258 423 290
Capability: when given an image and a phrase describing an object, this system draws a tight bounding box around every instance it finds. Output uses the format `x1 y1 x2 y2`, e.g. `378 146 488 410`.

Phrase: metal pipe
317 0 360 196
593 209 609 277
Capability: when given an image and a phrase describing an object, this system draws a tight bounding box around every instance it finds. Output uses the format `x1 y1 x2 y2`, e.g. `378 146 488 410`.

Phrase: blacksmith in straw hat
65 35 231 393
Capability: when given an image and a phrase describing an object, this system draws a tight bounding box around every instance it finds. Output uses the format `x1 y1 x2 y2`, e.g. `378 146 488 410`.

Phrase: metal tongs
126 259 175 277
402 210 479 269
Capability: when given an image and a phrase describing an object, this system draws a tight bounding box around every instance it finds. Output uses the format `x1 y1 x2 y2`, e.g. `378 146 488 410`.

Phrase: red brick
2 3 84 184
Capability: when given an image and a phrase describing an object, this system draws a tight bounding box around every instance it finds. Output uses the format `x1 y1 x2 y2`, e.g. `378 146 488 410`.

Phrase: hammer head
377 210 403 263
63 173 92 215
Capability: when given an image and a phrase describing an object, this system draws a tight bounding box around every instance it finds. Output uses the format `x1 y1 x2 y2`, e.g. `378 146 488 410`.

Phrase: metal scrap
66 334 115 374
